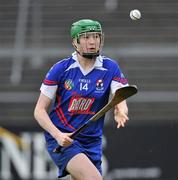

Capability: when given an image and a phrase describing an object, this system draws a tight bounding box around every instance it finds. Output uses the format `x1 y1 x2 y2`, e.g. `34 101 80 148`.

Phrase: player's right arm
34 92 73 147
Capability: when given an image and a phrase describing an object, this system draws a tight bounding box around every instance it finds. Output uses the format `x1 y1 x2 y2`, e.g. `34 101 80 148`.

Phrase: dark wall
0 123 178 179
104 123 178 179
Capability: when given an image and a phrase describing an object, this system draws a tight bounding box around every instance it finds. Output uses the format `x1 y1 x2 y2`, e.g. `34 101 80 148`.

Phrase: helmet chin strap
73 43 100 59
82 52 99 59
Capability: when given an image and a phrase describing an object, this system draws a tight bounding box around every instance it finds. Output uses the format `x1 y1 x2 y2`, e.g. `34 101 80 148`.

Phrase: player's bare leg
67 153 102 180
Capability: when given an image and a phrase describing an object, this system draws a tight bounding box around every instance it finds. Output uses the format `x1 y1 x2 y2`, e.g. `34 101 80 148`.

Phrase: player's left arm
112 83 129 128
110 62 129 128
110 82 129 128
114 100 129 128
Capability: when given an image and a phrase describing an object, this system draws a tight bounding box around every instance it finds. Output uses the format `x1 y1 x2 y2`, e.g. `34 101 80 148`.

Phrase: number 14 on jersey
80 83 88 91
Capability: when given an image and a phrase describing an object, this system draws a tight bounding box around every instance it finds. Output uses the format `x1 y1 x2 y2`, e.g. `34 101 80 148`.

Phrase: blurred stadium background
0 0 178 179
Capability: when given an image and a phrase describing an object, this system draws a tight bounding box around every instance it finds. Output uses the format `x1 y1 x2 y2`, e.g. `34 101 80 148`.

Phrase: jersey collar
72 51 103 68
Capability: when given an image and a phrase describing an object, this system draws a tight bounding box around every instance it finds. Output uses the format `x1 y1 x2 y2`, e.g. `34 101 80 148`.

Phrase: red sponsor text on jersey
68 97 95 115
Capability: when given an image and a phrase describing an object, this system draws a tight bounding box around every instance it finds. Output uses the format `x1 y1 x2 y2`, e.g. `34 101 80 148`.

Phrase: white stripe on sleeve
110 80 129 94
40 84 58 99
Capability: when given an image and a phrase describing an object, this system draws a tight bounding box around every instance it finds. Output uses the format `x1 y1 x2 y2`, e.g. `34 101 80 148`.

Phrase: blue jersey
41 52 128 143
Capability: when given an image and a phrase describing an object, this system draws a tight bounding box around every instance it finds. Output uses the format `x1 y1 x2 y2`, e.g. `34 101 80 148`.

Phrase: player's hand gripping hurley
53 85 138 153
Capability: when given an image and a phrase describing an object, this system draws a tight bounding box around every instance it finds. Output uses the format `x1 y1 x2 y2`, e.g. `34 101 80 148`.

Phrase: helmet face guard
71 19 104 59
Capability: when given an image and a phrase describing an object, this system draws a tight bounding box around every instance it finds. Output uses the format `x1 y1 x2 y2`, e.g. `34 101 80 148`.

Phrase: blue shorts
46 138 102 178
